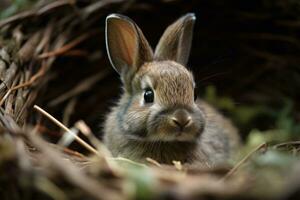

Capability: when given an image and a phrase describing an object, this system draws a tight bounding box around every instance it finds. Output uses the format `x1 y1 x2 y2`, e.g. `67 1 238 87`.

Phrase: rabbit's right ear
154 13 196 66
105 14 153 76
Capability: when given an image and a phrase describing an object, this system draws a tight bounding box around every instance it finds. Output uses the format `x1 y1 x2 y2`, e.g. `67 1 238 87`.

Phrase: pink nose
171 109 192 129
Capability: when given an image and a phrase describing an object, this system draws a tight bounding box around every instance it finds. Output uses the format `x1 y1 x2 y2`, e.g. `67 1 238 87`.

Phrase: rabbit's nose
171 109 192 129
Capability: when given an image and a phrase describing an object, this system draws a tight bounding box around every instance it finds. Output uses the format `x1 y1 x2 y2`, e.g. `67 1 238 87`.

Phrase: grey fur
103 13 240 167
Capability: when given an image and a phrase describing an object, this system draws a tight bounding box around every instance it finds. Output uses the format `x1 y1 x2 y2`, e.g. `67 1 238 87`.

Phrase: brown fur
103 13 240 166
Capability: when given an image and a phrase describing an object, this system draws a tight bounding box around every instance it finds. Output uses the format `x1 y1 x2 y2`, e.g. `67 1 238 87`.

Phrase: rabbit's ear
154 13 196 66
105 14 153 75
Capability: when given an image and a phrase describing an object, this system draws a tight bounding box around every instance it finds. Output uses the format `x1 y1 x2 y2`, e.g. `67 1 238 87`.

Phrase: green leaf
253 150 297 170
112 158 156 199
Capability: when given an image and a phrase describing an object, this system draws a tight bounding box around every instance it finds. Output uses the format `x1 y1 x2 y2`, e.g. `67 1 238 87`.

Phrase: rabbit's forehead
139 61 194 81
138 61 195 104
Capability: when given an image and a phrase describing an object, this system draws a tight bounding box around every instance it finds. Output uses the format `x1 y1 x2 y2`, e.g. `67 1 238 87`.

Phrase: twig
29 131 122 200
75 120 112 158
11 65 46 91
37 0 76 15
58 146 86 159
0 0 75 28
0 88 12 106
0 71 20 108
35 123 62 137
146 157 162 167
0 64 46 107
38 31 97 59
221 143 267 181
110 157 146 168
61 49 88 57
33 105 100 156
273 141 300 149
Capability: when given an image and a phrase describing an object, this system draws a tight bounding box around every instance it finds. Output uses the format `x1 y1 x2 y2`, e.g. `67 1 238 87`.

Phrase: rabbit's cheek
122 99 151 137
146 111 168 139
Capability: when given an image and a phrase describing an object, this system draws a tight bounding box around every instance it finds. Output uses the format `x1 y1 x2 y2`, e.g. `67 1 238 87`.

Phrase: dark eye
144 88 154 103
194 89 198 101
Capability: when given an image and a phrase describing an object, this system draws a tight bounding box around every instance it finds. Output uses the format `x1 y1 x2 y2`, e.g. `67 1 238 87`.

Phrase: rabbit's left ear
154 13 196 66
105 14 153 76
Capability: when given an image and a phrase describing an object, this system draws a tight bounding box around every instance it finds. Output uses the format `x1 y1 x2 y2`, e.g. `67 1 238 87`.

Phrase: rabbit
103 13 240 167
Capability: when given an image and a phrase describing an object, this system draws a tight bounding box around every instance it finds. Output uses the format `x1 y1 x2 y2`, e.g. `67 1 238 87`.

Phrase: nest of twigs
0 0 300 199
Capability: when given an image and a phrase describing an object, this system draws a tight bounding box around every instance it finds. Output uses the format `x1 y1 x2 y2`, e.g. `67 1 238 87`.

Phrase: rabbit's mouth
149 130 202 142
129 127 202 142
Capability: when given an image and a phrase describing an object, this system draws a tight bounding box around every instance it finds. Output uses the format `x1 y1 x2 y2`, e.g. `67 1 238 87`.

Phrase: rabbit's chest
119 140 209 165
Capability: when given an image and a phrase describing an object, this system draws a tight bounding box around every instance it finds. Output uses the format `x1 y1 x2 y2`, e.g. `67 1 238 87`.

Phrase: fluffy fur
103 13 240 166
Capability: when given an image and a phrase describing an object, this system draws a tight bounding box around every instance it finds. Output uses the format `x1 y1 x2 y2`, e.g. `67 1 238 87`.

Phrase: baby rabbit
103 13 240 167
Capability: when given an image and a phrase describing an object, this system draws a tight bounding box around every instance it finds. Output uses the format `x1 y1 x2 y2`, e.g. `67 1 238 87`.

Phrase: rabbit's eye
144 88 154 103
